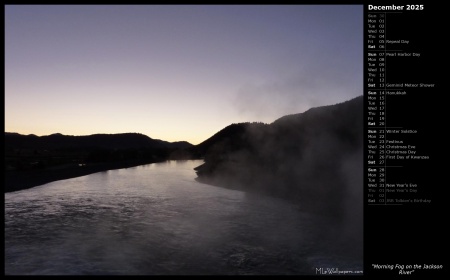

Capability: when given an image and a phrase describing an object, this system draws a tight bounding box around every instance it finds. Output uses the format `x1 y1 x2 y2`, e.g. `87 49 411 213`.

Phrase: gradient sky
5 5 362 145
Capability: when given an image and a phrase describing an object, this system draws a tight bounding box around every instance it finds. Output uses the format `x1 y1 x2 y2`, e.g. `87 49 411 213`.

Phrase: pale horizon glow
5 5 362 145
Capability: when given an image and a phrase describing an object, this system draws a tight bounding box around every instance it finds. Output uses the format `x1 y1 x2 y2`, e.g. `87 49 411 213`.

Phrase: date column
366 12 386 205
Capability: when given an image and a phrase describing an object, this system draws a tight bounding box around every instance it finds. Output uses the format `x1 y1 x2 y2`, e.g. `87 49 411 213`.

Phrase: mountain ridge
4 132 192 192
193 95 363 222
4 132 193 150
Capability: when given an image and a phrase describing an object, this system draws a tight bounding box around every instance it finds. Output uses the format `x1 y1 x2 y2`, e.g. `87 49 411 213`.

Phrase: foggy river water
5 160 362 275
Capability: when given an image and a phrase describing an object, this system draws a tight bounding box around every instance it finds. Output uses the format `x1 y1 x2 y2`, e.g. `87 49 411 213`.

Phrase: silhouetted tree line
85 147 172 163
4 133 193 171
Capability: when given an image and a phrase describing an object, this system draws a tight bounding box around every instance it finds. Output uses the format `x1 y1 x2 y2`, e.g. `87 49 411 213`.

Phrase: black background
364 2 446 277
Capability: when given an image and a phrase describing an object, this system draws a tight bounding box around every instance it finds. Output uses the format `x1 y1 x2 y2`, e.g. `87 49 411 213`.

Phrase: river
5 160 362 275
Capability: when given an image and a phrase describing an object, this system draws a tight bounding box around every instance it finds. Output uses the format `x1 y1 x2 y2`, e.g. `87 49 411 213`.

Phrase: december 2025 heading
368 4 424 11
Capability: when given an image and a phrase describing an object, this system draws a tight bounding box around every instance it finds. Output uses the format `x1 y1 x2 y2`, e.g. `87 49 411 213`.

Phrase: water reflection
5 160 362 275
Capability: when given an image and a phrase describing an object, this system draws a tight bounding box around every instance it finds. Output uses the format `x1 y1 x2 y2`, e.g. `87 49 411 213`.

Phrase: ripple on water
5 160 362 275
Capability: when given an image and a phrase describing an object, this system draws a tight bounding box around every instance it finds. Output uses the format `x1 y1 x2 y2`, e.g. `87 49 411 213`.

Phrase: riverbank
4 159 162 193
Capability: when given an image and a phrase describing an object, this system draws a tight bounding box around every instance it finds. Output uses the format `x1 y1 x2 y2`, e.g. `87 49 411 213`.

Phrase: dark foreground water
5 160 362 275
